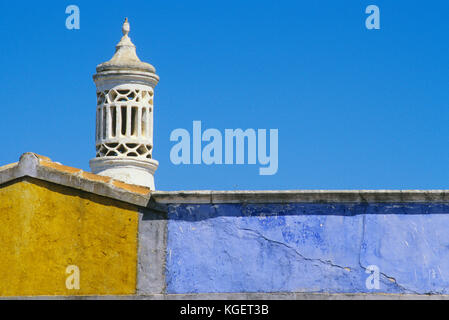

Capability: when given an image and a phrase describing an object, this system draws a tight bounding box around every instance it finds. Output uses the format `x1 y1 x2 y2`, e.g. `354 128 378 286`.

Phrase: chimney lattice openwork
95 87 154 159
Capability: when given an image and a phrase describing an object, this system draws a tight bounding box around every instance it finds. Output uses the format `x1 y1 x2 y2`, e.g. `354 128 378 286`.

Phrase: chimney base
90 158 158 190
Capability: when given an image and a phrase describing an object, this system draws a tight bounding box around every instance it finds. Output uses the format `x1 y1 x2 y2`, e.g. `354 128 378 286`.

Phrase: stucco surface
166 203 449 294
137 208 167 294
0 178 139 296
2 158 449 297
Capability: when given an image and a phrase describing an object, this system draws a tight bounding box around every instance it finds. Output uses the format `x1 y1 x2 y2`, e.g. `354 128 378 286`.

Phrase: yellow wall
0 178 139 296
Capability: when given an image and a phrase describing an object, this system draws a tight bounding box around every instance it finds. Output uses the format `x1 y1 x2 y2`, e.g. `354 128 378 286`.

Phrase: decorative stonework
95 87 154 159
90 18 159 189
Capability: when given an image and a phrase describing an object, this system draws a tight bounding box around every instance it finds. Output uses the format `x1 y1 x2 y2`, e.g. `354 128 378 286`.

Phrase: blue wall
166 203 449 294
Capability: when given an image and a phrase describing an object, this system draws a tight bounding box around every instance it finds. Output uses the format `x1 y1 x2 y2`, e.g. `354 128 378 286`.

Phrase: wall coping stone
151 190 449 204
2 153 449 208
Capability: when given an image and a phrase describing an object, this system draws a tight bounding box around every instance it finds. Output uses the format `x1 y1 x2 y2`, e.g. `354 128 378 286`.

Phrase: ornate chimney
90 18 159 189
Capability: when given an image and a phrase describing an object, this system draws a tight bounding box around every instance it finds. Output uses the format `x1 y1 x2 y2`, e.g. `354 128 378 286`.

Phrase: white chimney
90 18 159 189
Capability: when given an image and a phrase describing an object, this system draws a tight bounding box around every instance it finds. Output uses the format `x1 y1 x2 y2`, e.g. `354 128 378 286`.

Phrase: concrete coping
151 190 449 204
2 153 449 207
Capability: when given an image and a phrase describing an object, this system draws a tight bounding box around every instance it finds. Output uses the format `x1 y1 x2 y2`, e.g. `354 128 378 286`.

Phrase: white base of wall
4 292 449 300
90 157 158 190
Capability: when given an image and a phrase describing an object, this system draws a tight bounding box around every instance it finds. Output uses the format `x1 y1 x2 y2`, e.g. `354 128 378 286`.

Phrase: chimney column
90 19 159 189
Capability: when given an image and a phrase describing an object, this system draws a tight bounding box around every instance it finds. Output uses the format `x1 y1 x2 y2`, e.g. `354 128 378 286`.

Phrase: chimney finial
122 18 130 37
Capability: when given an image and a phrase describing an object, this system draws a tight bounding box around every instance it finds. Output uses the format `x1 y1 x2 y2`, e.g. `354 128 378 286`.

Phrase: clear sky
0 1 448 190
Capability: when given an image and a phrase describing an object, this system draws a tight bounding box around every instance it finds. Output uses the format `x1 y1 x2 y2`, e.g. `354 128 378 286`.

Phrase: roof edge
0 153 151 207
2 153 449 206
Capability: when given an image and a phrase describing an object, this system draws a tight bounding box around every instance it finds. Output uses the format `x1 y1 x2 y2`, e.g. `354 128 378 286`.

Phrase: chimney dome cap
95 18 157 75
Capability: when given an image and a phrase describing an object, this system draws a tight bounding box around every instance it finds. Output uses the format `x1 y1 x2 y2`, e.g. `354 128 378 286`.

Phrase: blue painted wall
166 203 449 294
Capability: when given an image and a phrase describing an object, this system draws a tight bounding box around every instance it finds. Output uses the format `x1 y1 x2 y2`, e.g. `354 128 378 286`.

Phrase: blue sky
0 1 448 190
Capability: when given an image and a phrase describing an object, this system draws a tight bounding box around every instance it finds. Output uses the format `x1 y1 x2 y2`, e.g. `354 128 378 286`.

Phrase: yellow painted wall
0 177 139 296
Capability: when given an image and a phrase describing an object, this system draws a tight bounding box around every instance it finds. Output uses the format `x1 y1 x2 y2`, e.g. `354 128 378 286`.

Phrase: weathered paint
0 177 139 296
137 208 167 294
166 203 449 294
2 169 449 297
